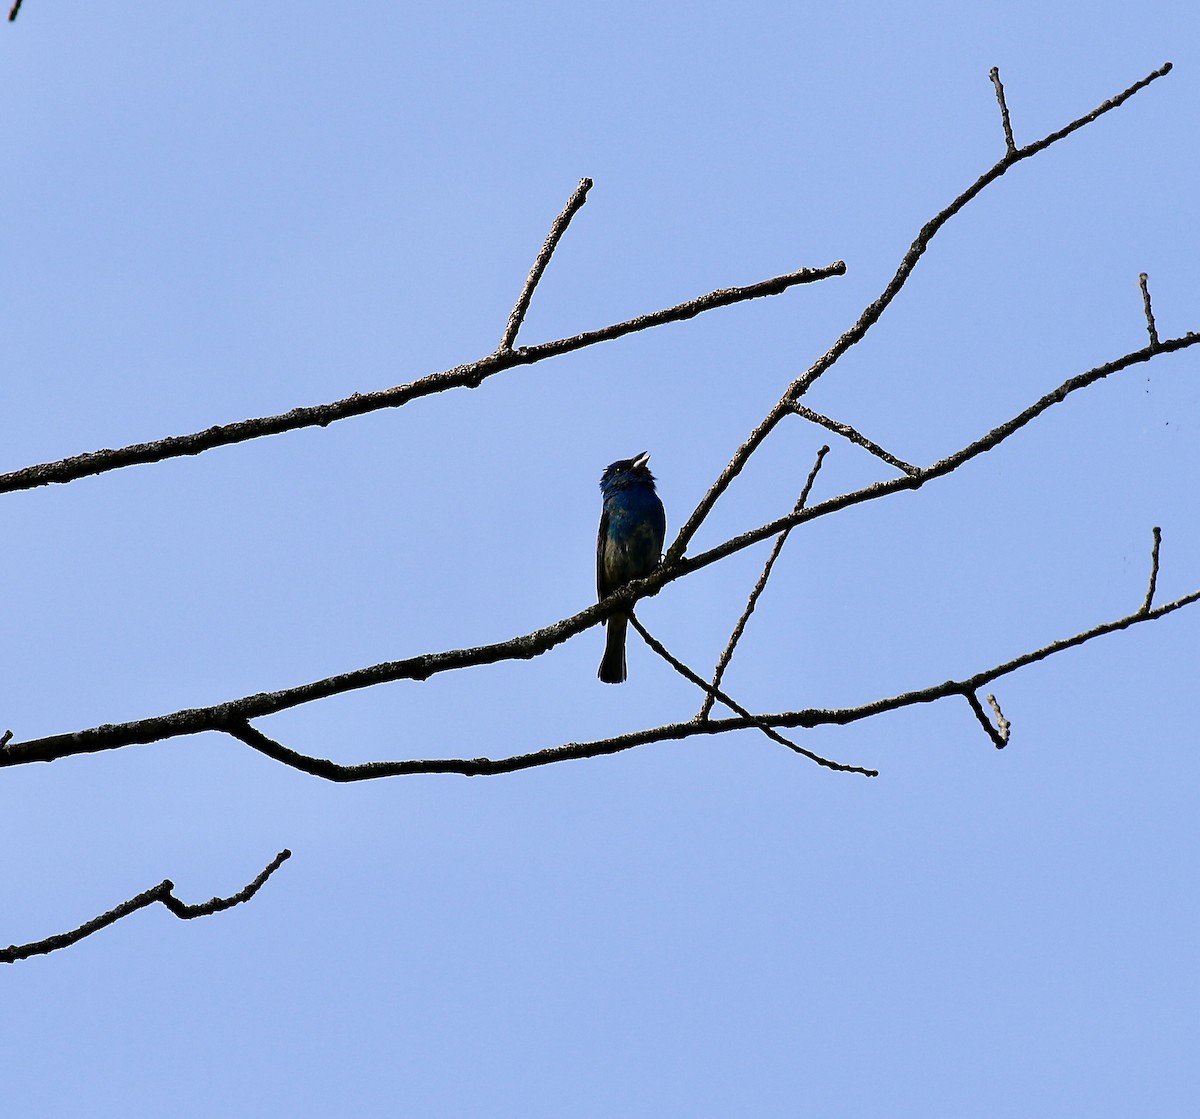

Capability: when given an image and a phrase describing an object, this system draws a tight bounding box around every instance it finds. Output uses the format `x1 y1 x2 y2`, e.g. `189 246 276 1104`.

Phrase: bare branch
627 613 875 776
683 331 1200 579
688 583 1200 748
667 62 1173 565
1 65 1186 784
15 555 1194 784
209 580 1198 784
6 322 1197 772
1 579 657 766
498 178 592 352
0 730 11 748
8 0 23 23
862 586 1200 729
792 406 918 475
1139 272 1161 350
224 719 677 779
1 850 291 964
989 66 1017 153
699 445 829 721
964 689 1007 749
1143 525 1162 614
986 694 1011 746
0 263 843 496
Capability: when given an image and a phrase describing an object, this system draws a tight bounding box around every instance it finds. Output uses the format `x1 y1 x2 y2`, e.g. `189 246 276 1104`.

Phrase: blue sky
3 2 1198 1115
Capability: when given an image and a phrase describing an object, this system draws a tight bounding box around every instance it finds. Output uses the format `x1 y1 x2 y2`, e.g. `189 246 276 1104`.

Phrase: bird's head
600 451 656 492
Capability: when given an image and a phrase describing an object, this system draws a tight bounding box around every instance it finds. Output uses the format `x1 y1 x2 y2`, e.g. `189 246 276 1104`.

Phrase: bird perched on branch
597 451 666 683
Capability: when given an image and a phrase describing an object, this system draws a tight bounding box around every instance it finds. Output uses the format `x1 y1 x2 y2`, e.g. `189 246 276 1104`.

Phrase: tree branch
682 332 1199 578
5 323 1196 770
0 257 842 496
792 406 918 475
699 445 829 720
989 66 1017 153
627 612 875 776
1 64 1188 788
13 556 1195 781
666 62 1173 565
964 689 1008 749
215 580 1200 778
1139 271 1161 350
986 694 1011 746
1 849 291 964
498 178 592 351
1142 525 1162 614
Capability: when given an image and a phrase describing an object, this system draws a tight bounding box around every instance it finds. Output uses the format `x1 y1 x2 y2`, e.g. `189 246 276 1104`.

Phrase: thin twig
964 689 1007 749
699 446 829 721
498 178 592 352
0 730 12 748
8 0 23 23
1 850 291 964
627 613 875 776
666 62 1173 566
683 330 1199 578
690 582 1200 746
0 260 843 496
989 67 1017 153
1139 272 1161 350
986 694 1011 746
1143 525 1162 614
793 406 918 475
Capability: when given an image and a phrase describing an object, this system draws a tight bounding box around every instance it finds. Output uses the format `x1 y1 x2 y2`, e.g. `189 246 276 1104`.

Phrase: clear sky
3 2 1198 1115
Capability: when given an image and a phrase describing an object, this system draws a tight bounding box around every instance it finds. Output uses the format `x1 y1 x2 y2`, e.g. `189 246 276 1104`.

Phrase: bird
596 451 666 683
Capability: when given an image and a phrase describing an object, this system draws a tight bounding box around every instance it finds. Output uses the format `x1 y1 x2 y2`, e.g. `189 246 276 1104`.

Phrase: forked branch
4 325 1197 770
2 63 1192 786
627 613 876 776
699 445 830 721
666 62 1173 564
2 849 291 964
0 187 842 497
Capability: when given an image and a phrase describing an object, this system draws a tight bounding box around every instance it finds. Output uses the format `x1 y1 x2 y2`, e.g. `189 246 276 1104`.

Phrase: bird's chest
602 494 662 572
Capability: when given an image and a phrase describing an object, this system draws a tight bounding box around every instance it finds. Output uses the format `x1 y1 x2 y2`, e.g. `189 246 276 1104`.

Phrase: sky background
3 2 1199 1115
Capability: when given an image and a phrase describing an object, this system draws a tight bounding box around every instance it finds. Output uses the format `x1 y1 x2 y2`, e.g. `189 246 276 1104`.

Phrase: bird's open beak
632 451 651 468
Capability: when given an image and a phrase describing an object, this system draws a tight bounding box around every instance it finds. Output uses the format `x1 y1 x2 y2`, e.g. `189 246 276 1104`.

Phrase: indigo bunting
597 451 667 684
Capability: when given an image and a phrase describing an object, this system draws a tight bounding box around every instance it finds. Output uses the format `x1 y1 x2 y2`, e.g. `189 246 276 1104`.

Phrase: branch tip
965 689 1009 749
1138 272 1160 350
498 177 593 352
989 66 1017 153
1142 525 1162 614
985 694 1011 747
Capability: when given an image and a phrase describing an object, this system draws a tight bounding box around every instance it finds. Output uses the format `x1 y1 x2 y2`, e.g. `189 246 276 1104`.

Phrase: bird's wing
596 505 610 599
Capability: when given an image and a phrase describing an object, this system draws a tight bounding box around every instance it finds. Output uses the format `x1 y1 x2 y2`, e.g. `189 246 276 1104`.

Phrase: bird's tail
598 612 628 684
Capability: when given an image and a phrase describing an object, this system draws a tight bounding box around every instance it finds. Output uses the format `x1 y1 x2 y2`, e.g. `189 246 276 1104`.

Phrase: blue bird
597 451 667 683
